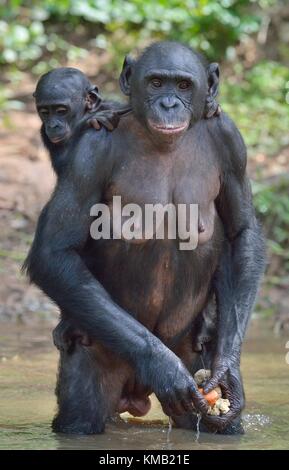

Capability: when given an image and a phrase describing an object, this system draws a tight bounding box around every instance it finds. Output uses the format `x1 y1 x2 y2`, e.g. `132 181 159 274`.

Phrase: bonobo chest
104 124 221 245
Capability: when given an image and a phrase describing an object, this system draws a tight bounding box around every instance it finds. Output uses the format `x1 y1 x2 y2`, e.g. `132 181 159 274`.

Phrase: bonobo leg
171 338 244 435
52 344 107 434
52 343 129 434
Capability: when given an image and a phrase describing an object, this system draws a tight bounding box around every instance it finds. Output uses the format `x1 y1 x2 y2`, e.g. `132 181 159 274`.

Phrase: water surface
0 321 288 449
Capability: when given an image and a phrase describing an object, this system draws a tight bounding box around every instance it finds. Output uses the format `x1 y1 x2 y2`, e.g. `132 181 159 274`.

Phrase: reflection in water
0 321 288 450
195 414 201 443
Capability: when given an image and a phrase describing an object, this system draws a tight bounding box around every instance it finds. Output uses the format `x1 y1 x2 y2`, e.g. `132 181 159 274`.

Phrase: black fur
24 42 265 435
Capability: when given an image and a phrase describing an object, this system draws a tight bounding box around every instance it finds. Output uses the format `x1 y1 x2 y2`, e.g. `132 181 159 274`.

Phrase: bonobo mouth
49 133 70 144
148 120 188 135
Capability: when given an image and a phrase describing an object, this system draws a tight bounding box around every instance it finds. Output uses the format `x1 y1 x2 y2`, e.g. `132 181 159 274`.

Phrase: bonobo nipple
198 220 205 233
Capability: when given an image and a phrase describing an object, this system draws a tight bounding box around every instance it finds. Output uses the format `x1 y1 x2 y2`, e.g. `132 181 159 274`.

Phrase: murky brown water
0 320 288 450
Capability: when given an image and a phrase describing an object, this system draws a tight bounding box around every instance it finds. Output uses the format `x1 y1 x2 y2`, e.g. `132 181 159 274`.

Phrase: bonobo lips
49 133 70 144
50 136 65 144
148 120 188 135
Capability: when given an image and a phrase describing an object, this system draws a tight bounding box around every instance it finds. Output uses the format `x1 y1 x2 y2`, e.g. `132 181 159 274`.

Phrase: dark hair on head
34 67 92 99
136 40 208 70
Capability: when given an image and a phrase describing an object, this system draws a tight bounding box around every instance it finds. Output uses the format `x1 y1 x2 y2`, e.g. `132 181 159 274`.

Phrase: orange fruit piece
198 387 221 407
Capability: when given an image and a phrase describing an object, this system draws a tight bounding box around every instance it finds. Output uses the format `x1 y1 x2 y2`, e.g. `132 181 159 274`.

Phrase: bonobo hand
87 106 131 132
142 348 209 417
53 318 91 352
203 351 240 393
201 355 245 432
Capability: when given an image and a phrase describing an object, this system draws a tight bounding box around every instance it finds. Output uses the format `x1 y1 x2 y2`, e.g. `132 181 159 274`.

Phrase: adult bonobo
24 41 265 435
34 67 130 176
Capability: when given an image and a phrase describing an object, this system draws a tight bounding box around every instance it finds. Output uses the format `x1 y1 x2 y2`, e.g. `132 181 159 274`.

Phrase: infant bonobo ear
86 86 102 112
204 62 221 119
119 55 136 96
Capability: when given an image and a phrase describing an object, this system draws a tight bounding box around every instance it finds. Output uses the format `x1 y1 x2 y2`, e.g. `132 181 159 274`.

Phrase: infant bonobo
34 67 130 176
35 67 130 351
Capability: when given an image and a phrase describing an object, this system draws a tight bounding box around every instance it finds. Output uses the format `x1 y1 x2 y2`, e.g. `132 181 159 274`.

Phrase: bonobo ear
207 62 220 98
119 55 135 96
86 86 102 112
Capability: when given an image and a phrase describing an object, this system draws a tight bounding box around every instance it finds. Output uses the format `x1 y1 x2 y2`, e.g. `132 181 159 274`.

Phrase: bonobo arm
204 113 266 429
79 104 131 132
24 129 208 417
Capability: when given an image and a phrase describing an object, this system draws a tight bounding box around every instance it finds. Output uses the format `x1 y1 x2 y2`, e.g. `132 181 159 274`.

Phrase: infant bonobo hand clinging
85 101 131 132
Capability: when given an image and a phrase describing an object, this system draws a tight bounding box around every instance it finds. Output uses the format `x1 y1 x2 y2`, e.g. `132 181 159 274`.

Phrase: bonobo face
34 68 100 144
37 94 80 144
120 43 208 142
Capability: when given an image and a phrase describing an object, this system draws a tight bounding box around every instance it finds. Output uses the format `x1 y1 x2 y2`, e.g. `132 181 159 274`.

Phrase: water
0 321 288 450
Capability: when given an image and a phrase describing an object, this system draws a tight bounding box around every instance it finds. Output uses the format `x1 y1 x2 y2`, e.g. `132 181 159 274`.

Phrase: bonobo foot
53 318 91 352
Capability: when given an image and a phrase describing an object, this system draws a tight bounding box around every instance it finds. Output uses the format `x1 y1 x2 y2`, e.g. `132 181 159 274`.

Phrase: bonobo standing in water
25 42 265 435
34 67 130 176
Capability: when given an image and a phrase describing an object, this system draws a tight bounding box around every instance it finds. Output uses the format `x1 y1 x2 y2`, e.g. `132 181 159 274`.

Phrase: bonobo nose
48 121 60 130
159 96 179 110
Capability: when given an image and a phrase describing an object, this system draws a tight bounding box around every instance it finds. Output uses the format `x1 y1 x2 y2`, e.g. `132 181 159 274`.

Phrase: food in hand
198 386 222 406
194 369 230 416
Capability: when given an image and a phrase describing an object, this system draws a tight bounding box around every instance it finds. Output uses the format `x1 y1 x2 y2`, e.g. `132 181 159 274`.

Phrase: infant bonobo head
34 67 101 144
119 41 220 142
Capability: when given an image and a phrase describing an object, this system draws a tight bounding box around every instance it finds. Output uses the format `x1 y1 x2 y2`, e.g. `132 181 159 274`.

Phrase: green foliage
253 175 289 288
222 61 289 156
0 0 274 68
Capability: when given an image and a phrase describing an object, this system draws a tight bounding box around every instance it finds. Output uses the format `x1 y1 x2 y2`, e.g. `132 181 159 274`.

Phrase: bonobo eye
56 106 68 116
178 80 191 90
38 108 49 117
151 78 162 88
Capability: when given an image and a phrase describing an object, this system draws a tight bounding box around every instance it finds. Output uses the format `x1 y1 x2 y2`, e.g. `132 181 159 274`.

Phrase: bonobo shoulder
65 128 112 183
207 111 247 178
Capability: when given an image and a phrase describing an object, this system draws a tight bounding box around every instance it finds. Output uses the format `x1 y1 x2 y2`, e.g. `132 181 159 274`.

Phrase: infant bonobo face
34 67 101 144
37 97 75 144
120 43 207 142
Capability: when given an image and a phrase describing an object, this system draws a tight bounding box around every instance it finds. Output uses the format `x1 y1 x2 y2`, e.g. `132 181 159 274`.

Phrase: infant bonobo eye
151 78 162 88
56 106 68 116
38 107 49 118
178 80 191 90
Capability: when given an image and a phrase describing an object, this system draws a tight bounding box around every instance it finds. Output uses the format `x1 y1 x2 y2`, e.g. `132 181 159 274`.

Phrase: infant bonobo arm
24 130 208 417
203 114 265 430
80 104 131 132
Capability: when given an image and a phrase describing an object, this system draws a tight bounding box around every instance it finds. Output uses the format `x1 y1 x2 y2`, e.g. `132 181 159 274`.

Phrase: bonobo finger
180 397 194 413
160 398 175 417
168 398 185 417
202 410 235 432
97 118 115 131
89 119 101 130
203 368 227 394
116 106 132 116
191 387 209 414
175 388 194 414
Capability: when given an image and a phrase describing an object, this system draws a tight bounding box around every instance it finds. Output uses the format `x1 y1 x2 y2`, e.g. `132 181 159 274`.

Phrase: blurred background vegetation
0 0 288 326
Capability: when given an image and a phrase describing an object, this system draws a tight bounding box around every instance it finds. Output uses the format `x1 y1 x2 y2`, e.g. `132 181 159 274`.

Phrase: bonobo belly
83 216 223 347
